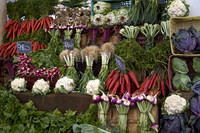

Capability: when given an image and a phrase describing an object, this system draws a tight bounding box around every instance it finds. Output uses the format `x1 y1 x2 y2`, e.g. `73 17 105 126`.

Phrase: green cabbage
172 73 191 91
193 57 200 73
93 2 111 15
192 74 200 84
172 58 189 74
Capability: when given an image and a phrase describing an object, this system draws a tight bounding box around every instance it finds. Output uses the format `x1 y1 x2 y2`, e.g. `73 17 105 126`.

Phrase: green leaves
0 91 99 132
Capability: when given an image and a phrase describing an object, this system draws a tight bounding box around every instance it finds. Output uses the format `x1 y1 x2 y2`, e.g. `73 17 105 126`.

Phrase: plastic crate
91 0 134 16
170 16 200 56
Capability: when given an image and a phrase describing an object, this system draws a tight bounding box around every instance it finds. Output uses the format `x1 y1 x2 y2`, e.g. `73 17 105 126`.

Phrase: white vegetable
92 14 105 26
32 79 50 95
86 79 100 95
164 95 187 115
11 78 26 92
55 76 74 92
117 8 129 24
167 0 189 17
93 1 111 15
105 11 117 26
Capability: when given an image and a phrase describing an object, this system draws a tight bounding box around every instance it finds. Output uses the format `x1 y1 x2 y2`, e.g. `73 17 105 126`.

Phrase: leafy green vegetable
109 40 170 72
172 73 191 91
192 74 200 84
0 90 100 132
193 57 200 73
7 0 58 20
29 30 64 69
172 58 189 74
73 124 110 133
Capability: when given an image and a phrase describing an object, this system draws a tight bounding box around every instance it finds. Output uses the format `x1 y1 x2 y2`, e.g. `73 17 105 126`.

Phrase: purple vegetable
172 29 197 53
190 95 200 116
7 61 15 79
191 81 200 95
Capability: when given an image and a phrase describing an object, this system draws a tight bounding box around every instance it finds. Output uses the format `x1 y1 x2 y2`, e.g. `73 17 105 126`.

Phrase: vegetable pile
4 17 53 41
172 26 200 54
105 70 139 96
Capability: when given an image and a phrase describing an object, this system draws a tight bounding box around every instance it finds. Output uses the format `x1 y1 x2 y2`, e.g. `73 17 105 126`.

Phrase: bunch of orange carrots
0 40 46 59
105 70 140 96
4 17 53 41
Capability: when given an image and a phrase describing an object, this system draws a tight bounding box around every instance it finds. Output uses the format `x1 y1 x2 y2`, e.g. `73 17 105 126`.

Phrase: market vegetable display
172 58 188 74
167 0 189 17
171 26 200 54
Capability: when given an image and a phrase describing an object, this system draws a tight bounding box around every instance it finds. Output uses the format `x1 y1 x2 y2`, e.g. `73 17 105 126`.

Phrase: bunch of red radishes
17 55 61 79
105 69 140 96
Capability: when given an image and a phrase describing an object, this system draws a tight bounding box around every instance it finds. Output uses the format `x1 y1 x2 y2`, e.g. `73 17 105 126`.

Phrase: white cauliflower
167 0 189 17
11 78 26 92
86 79 100 95
164 95 187 115
32 79 50 95
105 11 117 26
117 8 129 24
93 2 111 15
92 14 105 26
55 76 74 92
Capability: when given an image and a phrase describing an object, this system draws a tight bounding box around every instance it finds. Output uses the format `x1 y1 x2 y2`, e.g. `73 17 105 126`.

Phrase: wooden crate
170 16 200 56
100 104 159 133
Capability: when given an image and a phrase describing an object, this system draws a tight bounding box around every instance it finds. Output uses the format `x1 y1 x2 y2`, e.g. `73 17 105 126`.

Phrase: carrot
31 19 35 32
148 73 157 90
43 18 47 30
124 74 131 95
11 45 17 56
4 42 16 58
111 80 120 95
107 70 116 79
108 72 120 90
35 20 41 31
4 19 13 29
6 27 13 39
151 75 158 90
120 78 125 94
128 71 140 89
140 77 148 90
161 81 165 96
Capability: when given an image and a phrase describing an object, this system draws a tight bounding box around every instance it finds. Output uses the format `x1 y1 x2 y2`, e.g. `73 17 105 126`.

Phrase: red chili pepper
161 80 165 96
124 74 131 95
128 71 140 89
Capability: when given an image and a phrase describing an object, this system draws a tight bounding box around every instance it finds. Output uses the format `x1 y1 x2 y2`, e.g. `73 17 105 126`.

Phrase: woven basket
170 16 200 56
91 0 133 16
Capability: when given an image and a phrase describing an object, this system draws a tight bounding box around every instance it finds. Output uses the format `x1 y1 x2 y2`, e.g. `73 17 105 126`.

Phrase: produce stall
0 0 200 133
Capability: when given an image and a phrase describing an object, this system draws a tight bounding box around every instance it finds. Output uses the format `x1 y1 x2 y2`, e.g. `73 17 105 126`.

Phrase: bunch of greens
141 23 160 50
74 29 83 49
120 26 140 40
128 0 159 26
109 40 171 72
0 89 100 133
29 30 64 69
7 0 58 20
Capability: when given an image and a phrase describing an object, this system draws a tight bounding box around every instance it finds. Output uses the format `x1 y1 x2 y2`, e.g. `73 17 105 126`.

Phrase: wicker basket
170 16 200 56
91 0 133 16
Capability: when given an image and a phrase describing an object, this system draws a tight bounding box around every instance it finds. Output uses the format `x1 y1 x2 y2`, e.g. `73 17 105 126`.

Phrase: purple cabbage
191 81 200 95
189 115 200 133
160 113 190 133
190 95 200 116
172 29 197 53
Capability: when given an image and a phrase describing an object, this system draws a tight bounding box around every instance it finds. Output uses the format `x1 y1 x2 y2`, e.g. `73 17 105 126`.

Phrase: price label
64 39 74 50
115 55 126 73
16 41 32 54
